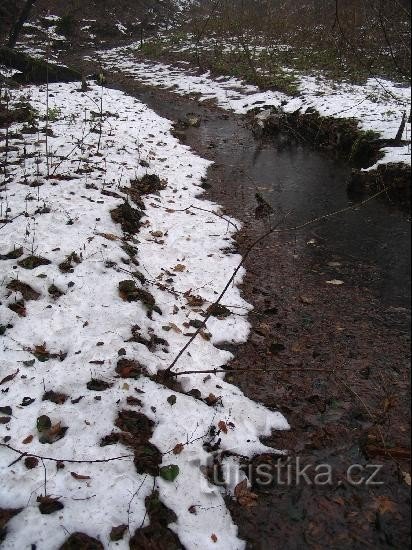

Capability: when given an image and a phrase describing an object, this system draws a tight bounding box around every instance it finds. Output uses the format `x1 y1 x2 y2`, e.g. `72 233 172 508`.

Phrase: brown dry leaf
173 264 186 273
299 295 314 304
234 479 258 508
169 323 182 334
291 341 303 353
71 472 91 481
211 534 218 543
48 422 62 437
22 435 34 444
173 443 184 455
200 330 211 341
383 396 396 413
0 369 19 385
218 421 228 434
375 496 397 516
185 293 205 308
205 394 219 406
97 232 120 241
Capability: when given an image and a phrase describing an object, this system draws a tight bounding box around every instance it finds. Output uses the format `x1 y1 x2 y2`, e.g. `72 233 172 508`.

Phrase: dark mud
43 53 412 548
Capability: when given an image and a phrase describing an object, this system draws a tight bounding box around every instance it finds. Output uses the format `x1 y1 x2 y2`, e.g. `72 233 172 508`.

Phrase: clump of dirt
122 174 167 208
130 491 183 550
86 379 112 391
17 255 51 269
37 495 64 515
174 113 202 131
59 252 81 273
7 280 40 301
132 174 167 195
8 300 26 317
59 532 103 550
207 303 231 319
110 201 143 234
0 247 23 260
121 242 138 258
42 390 68 405
115 358 144 379
118 280 162 317
127 325 169 350
115 409 154 439
48 284 65 299
109 525 127 542
133 442 162 476
31 343 67 362
102 410 162 476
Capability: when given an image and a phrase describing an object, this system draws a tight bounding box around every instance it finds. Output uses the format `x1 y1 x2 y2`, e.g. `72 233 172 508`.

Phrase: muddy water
132 86 411 308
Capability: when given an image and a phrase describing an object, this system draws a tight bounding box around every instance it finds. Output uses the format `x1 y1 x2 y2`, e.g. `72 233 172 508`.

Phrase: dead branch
162 214 290 376
171 366 352 377
1 443 133 466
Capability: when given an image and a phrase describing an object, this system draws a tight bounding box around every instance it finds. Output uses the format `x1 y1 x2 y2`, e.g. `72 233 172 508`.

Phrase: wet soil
56 54 412 548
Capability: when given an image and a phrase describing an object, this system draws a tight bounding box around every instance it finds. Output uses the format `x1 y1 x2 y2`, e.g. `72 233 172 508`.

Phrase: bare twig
162 214 290 375
1 443 133 465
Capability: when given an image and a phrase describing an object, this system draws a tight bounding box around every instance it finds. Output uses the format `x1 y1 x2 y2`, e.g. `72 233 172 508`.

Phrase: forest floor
0 10 411 550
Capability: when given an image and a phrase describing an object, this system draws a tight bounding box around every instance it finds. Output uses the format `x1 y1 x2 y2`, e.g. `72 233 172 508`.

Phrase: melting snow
0 82 289 549
96 46 411 168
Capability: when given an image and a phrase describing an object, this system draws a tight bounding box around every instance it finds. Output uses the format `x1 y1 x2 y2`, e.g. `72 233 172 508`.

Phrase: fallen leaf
167 395 177 406
168 323 182 334
218 421 228 434
205 394 220 406
22 435 33 444
234 479 258 508
326 280 344 286
37 495 64 514
110 524 127 542
185 294 205 307
159 465 180 482
24 456 39 469
0 369 19 385
97 232 120 241
173 443 184 455
71 472 91 481
211 534 218 543
375 496 397 515
299 295 314 304
383 396 396 413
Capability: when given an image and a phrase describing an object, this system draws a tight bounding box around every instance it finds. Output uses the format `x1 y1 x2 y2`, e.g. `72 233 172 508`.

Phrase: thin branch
162 214 290 375
1 443 133 465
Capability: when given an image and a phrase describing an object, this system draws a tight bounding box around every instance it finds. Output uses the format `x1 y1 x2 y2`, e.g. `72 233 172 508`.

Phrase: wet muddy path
65 53 410 547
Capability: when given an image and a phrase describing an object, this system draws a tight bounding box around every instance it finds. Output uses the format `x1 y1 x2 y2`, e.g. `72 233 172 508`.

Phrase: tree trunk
8 0 37 49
